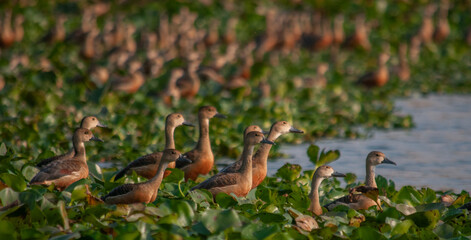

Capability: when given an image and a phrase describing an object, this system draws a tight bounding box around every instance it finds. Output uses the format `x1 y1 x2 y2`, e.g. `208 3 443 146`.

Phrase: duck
176 106 226 181
433 0 450 43
40 15 66 43
342 14 370 51
418 4 436 44
114 113 194 180
291 165 346 232
308 165 346 215
36 116 107 169
357 52 390 88
0 10 15 48
102 149 191 204
191 131 274 197
30 128 103 191
324 151 396 211
221 121 303 189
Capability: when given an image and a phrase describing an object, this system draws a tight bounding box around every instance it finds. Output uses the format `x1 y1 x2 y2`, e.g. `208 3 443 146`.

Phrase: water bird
324 151 396 211
176 106 226 181
102 150 191 204
36 116 107 169
356 52 390 88
221 121 303 189
290 166 345 232
30 128 103 190
114 113 193 180
191 131 274 197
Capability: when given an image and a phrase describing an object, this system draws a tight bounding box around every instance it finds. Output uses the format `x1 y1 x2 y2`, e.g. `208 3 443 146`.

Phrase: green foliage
307 144 341 169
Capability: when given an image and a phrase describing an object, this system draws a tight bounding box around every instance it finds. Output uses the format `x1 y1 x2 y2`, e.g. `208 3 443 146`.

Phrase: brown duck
36 116 107 168
114 113 193 180
102 149 191 204
30 128 103 190
324 151 396 211
176 106 226 181
221 121 303 189
191 131 274 197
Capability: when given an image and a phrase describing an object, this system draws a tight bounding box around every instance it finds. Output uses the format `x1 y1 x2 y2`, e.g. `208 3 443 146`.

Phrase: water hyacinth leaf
0 173 26 192
0 188 19 206
307 144 320 164
395 204 416 215
406 210 440 229
87 162 103 181
201 209 242 234
0 220 18 239
162 168 185 183
276 163 302 182
70 184 88 203
391 219 414 236
344 173 357 185
22 165 38 181
251 212 287 224
393 186 422 206
155 223 190 238
19 189 43 210
241 223 279 240
189 189 213 205
318 149 340 167
433 223 455 239
158 200 194 227
353 226 387 240
0 143 7 156
415 203 445 212
215 192 238 208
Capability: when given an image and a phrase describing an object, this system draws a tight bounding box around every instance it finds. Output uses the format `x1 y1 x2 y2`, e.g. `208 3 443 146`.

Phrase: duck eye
376 154 379 156
85 131 89 134
283 122 286 124
172 151 176 154
92 117 96 120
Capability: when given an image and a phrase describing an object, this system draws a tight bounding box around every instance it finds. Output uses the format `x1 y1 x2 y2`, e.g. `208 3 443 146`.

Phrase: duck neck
196 117 211 152
252 130 279 167
148 162 169 188
164 124 176 149
239 144 255 178
365 163 377 188
73 140 87 161
308 176 324 216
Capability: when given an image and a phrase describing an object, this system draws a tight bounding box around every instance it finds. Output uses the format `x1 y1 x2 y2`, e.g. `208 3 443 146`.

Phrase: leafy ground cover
1 0 471 239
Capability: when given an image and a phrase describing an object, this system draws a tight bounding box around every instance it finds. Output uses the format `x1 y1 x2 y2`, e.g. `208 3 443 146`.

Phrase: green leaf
307 144 320 164
406 210 440 229
242 224 279 240
275 163 302 182
433 223 455 239
0 220 18 239
19 189 43 210
158 200 195 227
162 168 185 183
393 186 422 206
353 226 387 240
215 192 238 208
251 213 287 224
0 188 19 206
0 143 6 156
391 219 414 236
0 173 26 192
201 209 242 234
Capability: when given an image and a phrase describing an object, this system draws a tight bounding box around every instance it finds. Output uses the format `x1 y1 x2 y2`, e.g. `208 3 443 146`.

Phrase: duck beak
91 136 104 142
261 138 275 145
214 113 227 119
332 171 346 177
178 155 192 164
97 122 108 128
382 158 396 165
289 126 304 134
182 121 194 127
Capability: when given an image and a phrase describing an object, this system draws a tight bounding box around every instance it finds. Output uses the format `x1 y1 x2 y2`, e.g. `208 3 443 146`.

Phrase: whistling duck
357 52 390 88
433 0 450 43
30 128 103 190
396 43 410 81
40 15 66 43
36 116 107 169
102 149 191 204
308 166 346 216
191 131 274 197
13 14 24 43
80 27 99 59
114 113 194 180
221 121 304 189
110 66 145 94
324 151 396 211
418 4 437 44
176 106 226 181
342 14 370 51
162 69 185 105
223 18 238 45
0 10 15 48
409 35 422 64
304 63 329 88
176 56 201 99
204 20 219 47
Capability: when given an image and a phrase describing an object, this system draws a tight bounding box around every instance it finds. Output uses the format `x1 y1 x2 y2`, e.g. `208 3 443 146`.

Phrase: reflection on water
270 95 471 193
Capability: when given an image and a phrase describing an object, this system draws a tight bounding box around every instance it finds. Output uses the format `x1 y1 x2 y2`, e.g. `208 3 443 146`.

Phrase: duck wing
191 172 238 191
101 183 138 201
114 152 163 180
323 193 363 211
36 150 74 169
30 160 84 183
220 160 242 173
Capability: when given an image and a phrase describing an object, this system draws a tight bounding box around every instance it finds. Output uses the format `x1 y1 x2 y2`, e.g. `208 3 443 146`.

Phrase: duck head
366 151 396 166
198 106 226 119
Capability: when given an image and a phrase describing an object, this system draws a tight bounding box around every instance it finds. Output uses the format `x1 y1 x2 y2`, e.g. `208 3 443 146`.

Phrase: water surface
269 95 471 193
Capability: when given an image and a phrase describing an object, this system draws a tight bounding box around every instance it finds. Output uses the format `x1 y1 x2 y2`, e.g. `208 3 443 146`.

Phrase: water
268 95 471 193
